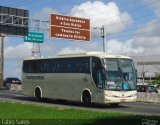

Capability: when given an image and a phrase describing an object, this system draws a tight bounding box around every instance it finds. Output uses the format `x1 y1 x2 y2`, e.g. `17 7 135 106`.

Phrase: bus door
92 57 105 103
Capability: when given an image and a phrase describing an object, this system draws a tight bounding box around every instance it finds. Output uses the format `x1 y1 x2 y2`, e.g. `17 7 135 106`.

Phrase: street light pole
0 33 4 88
101 26 107 53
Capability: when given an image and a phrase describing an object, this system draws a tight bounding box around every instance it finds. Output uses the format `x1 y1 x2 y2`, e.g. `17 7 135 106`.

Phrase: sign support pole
0 33 4 88
31 19 41 57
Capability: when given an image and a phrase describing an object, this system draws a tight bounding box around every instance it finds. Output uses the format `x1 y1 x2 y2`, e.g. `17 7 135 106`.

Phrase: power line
14 0 40 7
0 0 17 4
2 0 159 31
3 0 40 8
25 14 160 41
123 0 160 14
3 0 160 41
86 0 160 31
81 0 160 22
91 11 154 31
6 0 31 6
91 12 157 40
109 28 160 39
80 0 142 18
106 20 160 36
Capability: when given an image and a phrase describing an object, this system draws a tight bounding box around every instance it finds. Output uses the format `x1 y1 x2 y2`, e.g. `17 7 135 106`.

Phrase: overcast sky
1 0 160 78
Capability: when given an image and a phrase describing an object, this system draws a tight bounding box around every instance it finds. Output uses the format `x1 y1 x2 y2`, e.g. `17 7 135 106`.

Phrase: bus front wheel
35 88 42 102
82 91 91 106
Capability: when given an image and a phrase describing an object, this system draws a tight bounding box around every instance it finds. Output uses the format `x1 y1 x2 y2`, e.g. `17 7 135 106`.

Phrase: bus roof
24 51 132 60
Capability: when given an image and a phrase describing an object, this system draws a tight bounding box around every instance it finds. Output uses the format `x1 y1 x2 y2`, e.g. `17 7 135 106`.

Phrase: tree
152 74 160 88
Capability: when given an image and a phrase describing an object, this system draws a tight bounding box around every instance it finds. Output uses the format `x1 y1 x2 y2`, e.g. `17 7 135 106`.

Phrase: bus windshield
103 58 136 91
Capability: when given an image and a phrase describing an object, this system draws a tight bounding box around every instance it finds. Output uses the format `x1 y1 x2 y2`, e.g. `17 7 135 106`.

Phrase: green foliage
0 101 160 125
0 101 126 119
152 74 160 87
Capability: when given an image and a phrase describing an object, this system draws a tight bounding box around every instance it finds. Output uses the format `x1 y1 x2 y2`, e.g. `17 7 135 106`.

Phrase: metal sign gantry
0 6 29 88
0 13 29 26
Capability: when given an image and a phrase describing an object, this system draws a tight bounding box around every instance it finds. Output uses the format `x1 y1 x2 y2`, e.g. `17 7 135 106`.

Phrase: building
131 55 160 82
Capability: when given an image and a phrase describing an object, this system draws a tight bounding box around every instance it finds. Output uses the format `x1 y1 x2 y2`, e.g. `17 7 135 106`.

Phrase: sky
0 0 160 78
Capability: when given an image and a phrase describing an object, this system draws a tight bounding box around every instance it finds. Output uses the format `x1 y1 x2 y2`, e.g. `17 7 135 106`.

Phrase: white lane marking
13 94 25 97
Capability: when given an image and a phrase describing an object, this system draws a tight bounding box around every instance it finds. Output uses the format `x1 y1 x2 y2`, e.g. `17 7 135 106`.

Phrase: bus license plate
121 99 126 102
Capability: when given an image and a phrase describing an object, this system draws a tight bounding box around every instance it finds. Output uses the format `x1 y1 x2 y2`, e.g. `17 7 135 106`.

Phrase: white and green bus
22 52 137 106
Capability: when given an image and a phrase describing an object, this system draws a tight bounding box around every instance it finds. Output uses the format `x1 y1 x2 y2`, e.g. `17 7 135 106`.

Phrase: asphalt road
0 89 160 116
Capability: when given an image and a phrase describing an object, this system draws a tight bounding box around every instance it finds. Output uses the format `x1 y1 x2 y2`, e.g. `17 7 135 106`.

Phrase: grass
0 100 159 125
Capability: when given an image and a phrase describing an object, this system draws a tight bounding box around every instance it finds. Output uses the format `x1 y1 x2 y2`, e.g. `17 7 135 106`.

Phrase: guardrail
9 85 160 103
137 92 160 103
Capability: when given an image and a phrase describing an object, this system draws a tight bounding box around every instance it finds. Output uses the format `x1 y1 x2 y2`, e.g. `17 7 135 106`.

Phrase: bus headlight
105 93 113 97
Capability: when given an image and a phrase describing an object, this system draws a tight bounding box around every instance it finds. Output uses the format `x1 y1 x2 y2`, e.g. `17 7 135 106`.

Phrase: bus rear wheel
35 88 42 102
83 92 91 106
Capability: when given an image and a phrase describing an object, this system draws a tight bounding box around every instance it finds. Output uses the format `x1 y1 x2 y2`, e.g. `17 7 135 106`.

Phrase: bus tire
82 91 91 106
35 88 42 102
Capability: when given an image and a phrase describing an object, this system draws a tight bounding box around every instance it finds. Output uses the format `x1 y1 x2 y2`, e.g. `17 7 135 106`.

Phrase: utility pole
142 60 145 84
32 19 41 57
0 33 4 88
101 26 107 53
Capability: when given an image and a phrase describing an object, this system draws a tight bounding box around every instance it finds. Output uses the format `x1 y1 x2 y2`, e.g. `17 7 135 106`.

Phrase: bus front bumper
103 91 137 104
104 96 137 103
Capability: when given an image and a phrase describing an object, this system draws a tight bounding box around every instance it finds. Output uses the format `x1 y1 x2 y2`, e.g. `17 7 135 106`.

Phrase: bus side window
47 60 57 73
37 60 47 73
23 61 29 73
29 61 37 73
66 58 78 73
78 57 90 73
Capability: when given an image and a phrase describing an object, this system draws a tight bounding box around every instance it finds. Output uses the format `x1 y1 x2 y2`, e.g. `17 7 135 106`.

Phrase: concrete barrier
158 89 160 94
10 84 22 92
137 92 160 103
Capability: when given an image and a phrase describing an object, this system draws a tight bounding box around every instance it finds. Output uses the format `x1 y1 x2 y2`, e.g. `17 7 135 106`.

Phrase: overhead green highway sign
24 32 44 43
